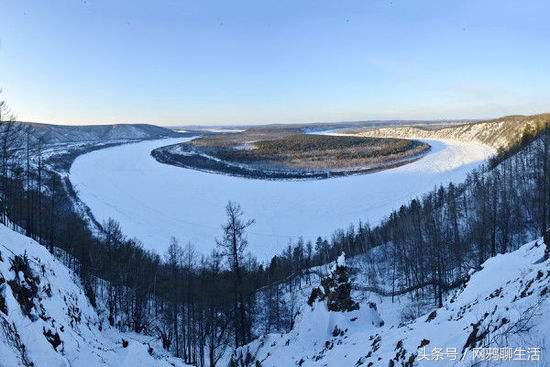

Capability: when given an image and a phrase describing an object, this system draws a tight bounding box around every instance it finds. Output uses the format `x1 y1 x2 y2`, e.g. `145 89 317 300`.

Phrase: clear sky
1 0 549 126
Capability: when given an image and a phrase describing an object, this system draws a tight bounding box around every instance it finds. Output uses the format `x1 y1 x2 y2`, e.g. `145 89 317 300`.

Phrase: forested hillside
308 124 549 308
231 237 550 366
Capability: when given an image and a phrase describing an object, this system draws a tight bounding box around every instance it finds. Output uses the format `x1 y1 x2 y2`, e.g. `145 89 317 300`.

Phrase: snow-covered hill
0 223 188 367
348 114 549 151
231 239 550 366
21 122 181 144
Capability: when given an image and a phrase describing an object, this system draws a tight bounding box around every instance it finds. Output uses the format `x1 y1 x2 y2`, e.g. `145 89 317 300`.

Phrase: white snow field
69 137 494 260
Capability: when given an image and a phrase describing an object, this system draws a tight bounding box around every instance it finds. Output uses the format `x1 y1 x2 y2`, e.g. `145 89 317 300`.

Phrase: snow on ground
232 239 550 366
0 224 188 367
69 137 494 260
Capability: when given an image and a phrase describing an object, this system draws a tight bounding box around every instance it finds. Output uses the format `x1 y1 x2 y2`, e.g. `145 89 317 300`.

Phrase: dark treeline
1 93 549 367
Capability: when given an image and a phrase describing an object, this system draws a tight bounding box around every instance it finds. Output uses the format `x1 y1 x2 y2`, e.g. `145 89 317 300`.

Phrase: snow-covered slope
0 223 188 367
232 239 550 366
349 114 549 151
21 122 181 144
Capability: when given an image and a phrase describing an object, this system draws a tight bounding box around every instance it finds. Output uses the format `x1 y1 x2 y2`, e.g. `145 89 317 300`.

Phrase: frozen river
70 137 494 260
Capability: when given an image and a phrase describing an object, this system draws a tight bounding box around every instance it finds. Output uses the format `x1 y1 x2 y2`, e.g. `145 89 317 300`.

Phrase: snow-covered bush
308 253 359 312
7 253 40 320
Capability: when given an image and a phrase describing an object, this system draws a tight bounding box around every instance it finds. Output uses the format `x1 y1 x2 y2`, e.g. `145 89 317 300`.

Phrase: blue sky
1 0 549 126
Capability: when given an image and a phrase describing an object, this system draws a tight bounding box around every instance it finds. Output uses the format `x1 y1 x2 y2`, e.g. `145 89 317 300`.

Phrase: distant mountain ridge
20 122 181 144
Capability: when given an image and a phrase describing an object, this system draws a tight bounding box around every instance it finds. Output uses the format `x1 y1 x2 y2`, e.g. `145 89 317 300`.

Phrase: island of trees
152 128 430 180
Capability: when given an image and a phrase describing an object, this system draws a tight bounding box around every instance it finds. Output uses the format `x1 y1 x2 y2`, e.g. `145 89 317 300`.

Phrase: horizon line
15 112 548 129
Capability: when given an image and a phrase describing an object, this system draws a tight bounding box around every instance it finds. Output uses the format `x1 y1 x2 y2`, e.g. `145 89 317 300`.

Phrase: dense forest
0 95 548 366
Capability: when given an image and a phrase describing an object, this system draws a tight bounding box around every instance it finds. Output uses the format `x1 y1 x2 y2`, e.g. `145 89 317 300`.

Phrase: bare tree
165 237 183 357
0 90 24 223
203 250 230 367
543 121 549 236
216 201 254 347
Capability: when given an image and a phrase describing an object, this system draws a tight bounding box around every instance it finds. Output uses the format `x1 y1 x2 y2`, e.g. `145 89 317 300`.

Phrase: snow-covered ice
69 137 494 260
